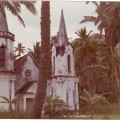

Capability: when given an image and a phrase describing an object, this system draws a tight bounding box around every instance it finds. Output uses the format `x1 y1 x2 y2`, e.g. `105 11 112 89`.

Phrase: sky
6 1 99 51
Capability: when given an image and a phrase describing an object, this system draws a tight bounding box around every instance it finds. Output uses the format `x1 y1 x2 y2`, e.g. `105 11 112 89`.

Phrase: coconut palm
0 94 20 112
28 42 41 64
81 2 120 48
44 96 69 118
51 35 57 44
73 28 97 72
75 27 92 40
101 54 120 105
80 88 111 119
103 2 120 48
14 42 26 59
31 1 51 118
80 2 107 37
0 1 37 27
73 28 98 93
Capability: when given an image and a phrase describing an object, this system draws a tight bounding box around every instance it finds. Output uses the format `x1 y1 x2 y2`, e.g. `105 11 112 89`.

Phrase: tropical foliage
79 2 120 106
0 95 20 112
80 88 111 118
0 1 37 27
44 96 69 118
28 42 41 64
14 42 26 59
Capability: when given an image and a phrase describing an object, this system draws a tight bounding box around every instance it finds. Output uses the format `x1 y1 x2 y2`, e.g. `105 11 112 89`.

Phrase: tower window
67 55 71 73
53 56 55 75
0 44 5 67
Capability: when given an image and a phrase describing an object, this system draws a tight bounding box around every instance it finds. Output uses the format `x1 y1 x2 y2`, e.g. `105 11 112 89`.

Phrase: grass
95 114 120 119
0 104 119 119
0 111 28 119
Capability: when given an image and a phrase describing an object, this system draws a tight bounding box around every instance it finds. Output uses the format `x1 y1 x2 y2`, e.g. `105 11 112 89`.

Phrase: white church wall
52 44 75 77
23 56 39 81
6 39 14 71
0 38 6 46
16 55 39 91
0 38 14 71
47 77 79 110
0 72 16 111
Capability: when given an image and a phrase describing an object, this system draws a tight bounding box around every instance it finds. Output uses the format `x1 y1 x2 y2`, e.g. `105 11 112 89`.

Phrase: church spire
0 10 8 31
57 10 68 46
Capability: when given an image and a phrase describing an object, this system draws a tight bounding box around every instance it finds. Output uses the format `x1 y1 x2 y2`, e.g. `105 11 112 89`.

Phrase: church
0 10 79 111
47 10 79 110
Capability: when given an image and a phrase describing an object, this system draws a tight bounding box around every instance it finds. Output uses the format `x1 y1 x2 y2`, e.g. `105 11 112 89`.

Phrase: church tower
47 10 79 110
0 10 16 110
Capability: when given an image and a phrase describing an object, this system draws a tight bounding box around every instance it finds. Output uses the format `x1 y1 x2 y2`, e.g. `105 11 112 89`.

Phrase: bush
80 103 119 115
94 103 119 114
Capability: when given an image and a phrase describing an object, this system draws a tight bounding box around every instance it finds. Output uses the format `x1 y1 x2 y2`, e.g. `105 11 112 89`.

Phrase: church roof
57 10 68 46
14 54 39 69
0 11 8 31
15 81 37 95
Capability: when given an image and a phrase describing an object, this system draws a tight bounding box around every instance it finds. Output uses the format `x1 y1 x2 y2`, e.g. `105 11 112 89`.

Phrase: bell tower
52 10 75 77
0 10 15 71
47 10 79 110
0 10 16 111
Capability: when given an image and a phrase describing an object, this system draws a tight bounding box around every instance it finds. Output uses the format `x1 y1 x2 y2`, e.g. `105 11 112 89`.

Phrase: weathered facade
47 10 79 110
0 9 79 112
0 11 16 110
15 54 39 111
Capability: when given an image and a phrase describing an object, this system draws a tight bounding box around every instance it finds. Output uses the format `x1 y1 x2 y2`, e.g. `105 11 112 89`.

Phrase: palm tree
31 1 51 118
80 2 107 37
0 1 37 27
28 42 41 64
44 96 69 118
75 27 92 40
0 95 20 112
14 42 26 59
73 28 98 93
101 54 120 105
81 2 120 48
73 28 97 72
80 88 111 119
103 2 120 48
51 35 57 44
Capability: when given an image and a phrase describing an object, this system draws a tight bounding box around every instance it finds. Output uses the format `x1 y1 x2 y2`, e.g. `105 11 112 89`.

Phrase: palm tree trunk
31 1 50 118
91 105 94 119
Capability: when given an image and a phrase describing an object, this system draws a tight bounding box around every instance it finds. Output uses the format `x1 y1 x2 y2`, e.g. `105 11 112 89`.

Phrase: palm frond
0 96 10 104
80 16 96 24
11 94 21 104
19 1 37 15
4 1 25 27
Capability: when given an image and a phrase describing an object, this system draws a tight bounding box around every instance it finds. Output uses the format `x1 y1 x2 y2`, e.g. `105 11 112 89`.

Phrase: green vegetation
0 111 28 119
1 1 120 119
44 96 70 118
0 95 20 112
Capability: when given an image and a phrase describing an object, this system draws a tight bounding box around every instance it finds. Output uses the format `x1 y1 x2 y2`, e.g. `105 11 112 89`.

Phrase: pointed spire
57 10 68 46
0 10 8 31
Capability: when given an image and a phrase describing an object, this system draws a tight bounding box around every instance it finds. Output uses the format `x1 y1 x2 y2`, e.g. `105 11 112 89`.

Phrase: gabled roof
15 81 37 95
14 54 39 70
57 10 68 47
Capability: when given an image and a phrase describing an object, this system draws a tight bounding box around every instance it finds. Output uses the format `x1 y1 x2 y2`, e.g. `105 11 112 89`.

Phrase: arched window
67 55 71 73
0 44 5 67
53 56 55 75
